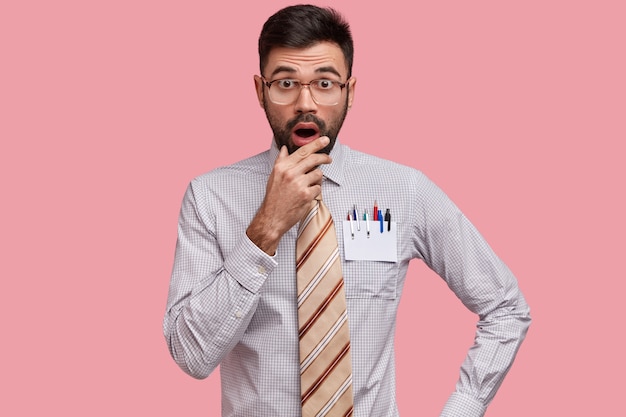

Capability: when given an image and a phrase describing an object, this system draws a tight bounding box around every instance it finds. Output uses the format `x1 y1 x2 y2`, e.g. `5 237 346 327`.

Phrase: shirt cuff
440 392 486 417
223 233 277 294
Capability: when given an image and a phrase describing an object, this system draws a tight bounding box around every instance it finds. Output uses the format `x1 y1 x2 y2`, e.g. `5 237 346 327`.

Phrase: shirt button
257 265 266 275
235 311 243 319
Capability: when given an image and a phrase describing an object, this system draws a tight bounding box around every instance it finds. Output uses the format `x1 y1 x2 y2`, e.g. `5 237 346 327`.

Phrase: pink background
2 0 624 415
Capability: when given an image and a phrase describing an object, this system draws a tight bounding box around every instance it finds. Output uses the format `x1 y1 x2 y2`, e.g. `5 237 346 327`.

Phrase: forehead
263 41 348 78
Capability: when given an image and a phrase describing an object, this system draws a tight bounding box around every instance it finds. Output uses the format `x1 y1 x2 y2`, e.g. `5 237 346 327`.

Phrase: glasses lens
311 80 341 105
268 85 297 105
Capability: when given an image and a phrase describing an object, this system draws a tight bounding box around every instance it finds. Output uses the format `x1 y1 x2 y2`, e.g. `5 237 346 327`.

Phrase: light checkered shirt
163 140 531 417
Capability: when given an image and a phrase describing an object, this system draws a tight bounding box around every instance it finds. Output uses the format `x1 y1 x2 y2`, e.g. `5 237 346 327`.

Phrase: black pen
353 205 360 231
385 208 391 231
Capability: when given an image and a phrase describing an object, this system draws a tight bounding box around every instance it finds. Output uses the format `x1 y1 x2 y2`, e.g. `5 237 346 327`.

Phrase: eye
275 79 298 89
313 79 335 90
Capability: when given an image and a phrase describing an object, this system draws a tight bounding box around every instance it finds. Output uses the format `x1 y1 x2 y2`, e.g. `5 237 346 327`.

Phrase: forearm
441 290 531 416
439 250 531 415
163 235 275 379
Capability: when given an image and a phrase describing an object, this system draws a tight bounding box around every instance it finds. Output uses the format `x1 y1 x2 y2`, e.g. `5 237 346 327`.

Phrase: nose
294 85 317 113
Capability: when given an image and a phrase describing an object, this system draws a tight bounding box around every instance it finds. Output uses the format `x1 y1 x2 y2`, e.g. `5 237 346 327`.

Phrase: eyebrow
269 65 343 79
314 66 342 78
270 66 297 77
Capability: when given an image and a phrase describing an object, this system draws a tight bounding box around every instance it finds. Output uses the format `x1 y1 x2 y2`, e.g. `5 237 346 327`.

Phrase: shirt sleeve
162 180 276 379
411 174 531 417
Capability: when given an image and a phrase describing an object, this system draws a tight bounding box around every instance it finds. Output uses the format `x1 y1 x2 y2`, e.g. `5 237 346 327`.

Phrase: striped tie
296 198 354 417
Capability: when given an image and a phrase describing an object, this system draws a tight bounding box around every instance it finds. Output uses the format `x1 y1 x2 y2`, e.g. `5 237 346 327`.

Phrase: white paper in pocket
342 220 397 262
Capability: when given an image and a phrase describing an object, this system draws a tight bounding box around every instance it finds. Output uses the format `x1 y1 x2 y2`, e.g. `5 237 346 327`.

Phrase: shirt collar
267 138 346 186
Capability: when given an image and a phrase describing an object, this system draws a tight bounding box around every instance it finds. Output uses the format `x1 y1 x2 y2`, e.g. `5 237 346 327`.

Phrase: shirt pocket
342 260 398 299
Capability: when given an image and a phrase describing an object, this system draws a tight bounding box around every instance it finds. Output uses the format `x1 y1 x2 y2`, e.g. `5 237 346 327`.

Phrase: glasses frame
261 77 348 106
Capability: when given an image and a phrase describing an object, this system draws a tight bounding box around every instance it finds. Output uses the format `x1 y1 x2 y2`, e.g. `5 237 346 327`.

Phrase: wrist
246 217 282 256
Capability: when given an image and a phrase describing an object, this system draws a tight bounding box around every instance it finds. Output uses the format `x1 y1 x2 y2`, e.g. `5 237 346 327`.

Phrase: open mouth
295 128 318 138
291 122 321 147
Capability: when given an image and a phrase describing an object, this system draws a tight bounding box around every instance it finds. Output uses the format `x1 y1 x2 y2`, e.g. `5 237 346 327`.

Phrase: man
163 4 531 417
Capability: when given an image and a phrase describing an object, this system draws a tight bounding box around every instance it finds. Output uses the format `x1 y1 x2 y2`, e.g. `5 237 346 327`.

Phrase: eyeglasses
262 77 348 106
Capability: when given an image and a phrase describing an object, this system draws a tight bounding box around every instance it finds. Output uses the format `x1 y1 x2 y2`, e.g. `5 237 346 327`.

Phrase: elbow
505 286 532 331
181 361 213 380
515 293 532 332
168 337 216 380
514 309 532 344
478 294 532 341
164 325 217 380
521 305 532 336
506 298 532 343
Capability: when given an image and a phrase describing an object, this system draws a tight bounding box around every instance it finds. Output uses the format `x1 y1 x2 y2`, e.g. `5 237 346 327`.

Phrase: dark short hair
258 4 354 78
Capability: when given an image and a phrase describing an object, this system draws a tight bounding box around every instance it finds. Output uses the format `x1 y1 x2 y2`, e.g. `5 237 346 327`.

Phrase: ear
254 75 265 108
347 77 356 110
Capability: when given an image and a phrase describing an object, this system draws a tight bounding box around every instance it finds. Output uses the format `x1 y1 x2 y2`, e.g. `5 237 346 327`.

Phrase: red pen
347 211 355 239
373 200 378 220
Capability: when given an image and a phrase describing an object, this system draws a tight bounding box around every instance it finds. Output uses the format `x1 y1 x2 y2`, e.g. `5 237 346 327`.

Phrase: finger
307 167 324 187
293 136 330 161
300 155 333 178
276 145 289 162
275 144 326 175
293 140 332 176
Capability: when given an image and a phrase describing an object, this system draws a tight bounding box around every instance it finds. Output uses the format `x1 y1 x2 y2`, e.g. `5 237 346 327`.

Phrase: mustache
286 113 327 132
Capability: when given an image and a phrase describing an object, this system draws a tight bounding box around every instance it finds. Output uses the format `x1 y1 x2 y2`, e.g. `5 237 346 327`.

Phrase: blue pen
378 209 383 233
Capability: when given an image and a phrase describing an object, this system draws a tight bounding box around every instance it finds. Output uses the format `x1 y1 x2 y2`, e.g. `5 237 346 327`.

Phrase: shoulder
341 144 429 185
181 151 271 207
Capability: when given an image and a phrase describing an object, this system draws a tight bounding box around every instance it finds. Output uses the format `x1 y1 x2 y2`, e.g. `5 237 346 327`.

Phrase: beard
263 93 349 155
